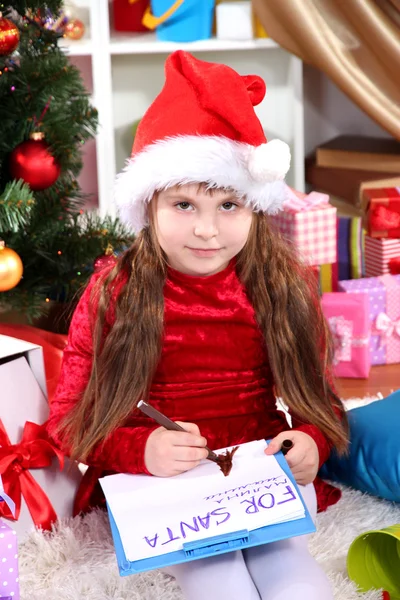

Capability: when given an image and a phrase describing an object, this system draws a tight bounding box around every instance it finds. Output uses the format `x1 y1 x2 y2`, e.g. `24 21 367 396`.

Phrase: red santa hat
115 50 291 233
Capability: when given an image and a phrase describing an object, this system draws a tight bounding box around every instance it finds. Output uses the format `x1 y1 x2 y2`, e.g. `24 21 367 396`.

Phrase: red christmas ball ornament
94 244 117 272
9 133 61 191
0 15 20 56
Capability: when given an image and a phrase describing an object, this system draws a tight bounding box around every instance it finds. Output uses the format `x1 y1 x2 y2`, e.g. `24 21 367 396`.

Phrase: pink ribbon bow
283 187 329 212
375 311 400 342
328 316 353 364
328 316 369 365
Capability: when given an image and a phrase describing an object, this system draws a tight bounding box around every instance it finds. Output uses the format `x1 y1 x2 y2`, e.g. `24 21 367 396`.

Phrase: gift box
364 235 400 278
0 481 19 600
269 188 337 266
319 216 365 293
321 293 370 378
112 0 150 32
362 187 400 238
0 521 19 600
338 274 400 365
0 335 82 540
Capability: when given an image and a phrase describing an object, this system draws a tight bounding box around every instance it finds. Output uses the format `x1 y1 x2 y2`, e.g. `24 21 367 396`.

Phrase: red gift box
112 0 150 33
362 187 400 238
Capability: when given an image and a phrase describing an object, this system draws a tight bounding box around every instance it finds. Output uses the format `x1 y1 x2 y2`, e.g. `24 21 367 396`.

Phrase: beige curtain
252 0 400 140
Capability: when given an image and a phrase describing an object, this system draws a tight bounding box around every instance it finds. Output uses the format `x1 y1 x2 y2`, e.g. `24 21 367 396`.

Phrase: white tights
163 484 333 600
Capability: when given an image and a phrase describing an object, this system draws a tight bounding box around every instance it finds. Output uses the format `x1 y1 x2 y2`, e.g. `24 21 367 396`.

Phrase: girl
47 51 348 600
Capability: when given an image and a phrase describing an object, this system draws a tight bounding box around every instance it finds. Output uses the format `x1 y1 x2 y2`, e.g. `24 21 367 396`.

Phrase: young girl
47 50 348 600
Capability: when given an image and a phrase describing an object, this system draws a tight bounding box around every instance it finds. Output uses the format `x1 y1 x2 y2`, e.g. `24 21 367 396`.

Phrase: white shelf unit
63 0 305 217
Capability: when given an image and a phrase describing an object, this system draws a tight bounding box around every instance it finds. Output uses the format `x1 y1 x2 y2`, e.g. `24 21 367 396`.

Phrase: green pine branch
0 180 34 231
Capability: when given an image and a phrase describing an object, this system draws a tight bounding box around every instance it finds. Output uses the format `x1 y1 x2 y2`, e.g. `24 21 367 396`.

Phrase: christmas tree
0 1 132 325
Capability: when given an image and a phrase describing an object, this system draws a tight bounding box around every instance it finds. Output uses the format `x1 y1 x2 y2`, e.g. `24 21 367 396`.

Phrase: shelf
108 32 278 55
59 37 93 57
71 1 304 215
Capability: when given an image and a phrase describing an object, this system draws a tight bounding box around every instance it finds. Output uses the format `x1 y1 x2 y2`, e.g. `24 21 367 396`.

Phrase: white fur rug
19 486 400 600
18 395 398 600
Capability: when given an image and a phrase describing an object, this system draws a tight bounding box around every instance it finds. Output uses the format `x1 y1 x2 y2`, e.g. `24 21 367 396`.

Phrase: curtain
252 0 400 140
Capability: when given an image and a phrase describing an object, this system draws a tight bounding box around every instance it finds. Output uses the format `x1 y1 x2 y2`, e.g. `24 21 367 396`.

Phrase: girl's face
154 184 253 277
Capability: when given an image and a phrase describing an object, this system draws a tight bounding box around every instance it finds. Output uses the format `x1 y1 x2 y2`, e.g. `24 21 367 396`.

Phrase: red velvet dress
46 260 341 515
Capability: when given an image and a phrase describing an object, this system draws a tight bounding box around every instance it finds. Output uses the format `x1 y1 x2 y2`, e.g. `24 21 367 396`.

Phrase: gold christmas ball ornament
64 18 85 40
0 241 23 292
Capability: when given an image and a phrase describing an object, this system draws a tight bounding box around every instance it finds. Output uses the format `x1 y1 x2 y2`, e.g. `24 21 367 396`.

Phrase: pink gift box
364 235 400 277
268 188 337 266
321 292 371 378
338 274 400 365
0 521 19 600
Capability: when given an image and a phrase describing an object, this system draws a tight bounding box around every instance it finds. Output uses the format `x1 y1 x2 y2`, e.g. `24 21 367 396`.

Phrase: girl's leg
243 483 333 600
163 550 261 600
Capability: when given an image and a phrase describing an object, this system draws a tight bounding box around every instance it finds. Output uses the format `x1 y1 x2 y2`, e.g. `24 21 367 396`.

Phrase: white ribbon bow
375 312 400 341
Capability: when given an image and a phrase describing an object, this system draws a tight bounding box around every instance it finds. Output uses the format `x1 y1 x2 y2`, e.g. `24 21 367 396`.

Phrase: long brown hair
60 209 348 462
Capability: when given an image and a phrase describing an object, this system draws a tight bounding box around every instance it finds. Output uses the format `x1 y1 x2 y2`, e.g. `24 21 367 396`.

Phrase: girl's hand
264 430 319 485
144 422 209 477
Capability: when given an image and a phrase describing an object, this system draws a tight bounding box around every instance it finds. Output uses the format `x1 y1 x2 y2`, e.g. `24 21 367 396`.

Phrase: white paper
100 440 305 562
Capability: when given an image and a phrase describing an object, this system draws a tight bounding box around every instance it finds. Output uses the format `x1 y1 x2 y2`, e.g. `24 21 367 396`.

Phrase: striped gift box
365 236 400 277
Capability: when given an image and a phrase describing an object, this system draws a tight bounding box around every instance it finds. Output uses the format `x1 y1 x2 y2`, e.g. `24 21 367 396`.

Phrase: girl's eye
176 202 192 210
221 202 237 211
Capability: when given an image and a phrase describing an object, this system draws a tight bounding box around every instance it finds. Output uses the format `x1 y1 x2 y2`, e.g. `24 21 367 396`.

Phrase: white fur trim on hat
115 135 291 232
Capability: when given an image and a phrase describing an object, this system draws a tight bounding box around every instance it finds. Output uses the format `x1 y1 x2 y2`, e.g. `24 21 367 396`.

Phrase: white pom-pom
247 139 291 182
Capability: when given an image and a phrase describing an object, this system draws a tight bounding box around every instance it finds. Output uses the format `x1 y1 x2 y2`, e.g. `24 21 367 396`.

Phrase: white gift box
0 334 81 539
216 1 254 41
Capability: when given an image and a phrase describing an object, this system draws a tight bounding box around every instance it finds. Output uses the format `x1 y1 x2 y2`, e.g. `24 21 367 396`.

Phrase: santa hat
115 50 291 233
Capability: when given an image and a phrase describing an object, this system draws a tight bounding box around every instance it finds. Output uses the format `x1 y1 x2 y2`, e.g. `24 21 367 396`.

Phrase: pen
137 400 220 464
281 439 293 456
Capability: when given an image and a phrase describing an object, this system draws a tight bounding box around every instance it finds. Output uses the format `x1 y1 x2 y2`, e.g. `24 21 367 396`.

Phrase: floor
336 363 400 399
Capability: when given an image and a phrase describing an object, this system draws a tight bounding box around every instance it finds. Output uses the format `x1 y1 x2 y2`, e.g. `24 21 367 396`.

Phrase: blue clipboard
106 449 316 576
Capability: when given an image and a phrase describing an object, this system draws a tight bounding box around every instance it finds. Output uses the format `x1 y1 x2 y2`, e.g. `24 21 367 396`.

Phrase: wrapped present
337 217 365 281
319 216 365 293
321 293 370 378
0 521 19 600
112 0 150 32
269 187 337 266
338 274 400 365
362 187 400 238
0 479 19 600
319 262 338 293
365 235 400 277
0 335 82 539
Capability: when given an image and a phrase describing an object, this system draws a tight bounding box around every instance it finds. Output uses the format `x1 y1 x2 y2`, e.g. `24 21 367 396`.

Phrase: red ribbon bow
0 419 64 531
389 257 400 275
370 205 400 231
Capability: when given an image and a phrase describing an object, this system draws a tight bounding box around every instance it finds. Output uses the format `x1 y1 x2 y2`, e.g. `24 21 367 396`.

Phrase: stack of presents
270 180 400 380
